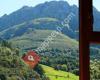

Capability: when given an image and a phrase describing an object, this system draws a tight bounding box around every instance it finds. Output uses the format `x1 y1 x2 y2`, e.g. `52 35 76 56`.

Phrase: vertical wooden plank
79 0 93 80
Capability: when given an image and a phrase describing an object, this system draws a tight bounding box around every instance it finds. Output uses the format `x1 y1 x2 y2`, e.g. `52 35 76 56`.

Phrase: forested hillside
0 1 100 80
0 40 79 80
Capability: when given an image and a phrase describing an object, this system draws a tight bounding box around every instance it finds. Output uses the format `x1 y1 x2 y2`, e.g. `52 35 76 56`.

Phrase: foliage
90 60 100 80
0 40 41 80
41 64 79 80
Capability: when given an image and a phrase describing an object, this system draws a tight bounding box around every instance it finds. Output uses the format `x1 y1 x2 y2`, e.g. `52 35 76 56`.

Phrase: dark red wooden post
79 0 93 80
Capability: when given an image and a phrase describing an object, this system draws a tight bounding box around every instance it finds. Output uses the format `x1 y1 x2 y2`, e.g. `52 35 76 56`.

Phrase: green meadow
41 64 79 80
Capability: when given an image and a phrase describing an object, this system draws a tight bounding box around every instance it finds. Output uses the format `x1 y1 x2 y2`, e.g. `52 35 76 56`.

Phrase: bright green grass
41 64 79 80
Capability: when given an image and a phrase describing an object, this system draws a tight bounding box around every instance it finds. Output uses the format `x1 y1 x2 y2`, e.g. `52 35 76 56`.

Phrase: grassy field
41 64 79 80
9 30 78 51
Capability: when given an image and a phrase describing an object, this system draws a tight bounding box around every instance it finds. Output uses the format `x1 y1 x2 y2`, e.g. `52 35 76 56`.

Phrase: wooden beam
79 0 93 80
90 32 100 43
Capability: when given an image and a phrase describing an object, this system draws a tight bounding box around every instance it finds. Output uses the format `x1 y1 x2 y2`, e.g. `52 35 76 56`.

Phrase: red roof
22 50 40 68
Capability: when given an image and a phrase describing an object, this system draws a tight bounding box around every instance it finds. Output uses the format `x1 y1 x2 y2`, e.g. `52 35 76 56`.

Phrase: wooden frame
79 0 100 80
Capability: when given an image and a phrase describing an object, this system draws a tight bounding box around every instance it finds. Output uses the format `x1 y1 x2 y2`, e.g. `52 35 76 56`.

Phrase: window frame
79 0 100 80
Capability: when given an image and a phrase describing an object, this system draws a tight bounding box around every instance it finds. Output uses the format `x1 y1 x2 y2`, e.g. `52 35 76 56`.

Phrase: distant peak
49 0 68 3
71 4 77 7
93 7 98 12
22 6 29 8
21 6 31 10
2 14 8 17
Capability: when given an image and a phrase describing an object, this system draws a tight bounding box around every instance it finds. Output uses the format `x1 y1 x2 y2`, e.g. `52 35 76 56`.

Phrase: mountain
93 7 100 31
8 29 80 76
0 1 78 39
0 1 100 79
0 1 78 31
0 16 78 39
9 30 78 50
0 17 59 39
0 1 100 39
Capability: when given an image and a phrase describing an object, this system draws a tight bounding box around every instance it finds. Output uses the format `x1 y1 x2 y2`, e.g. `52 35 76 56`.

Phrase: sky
0 0 99 17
